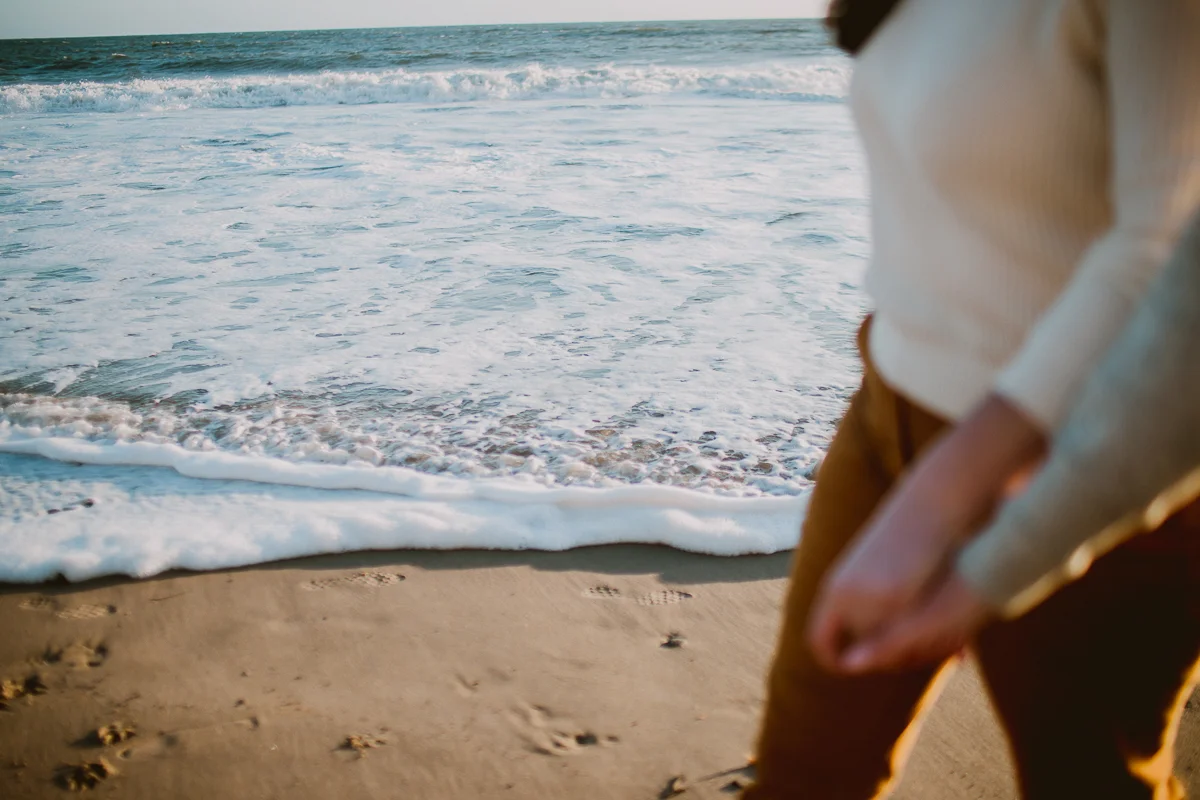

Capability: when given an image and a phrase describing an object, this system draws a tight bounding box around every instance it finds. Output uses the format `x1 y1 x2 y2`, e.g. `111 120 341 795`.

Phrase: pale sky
1 0 828 39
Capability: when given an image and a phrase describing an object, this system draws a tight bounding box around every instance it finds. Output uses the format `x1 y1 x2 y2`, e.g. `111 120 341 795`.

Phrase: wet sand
1 545 1197 799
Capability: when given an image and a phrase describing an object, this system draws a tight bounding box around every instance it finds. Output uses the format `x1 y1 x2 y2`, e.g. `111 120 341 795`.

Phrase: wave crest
0 61 850 114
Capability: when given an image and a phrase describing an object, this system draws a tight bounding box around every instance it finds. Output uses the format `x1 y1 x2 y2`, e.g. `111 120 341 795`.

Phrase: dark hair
826 0 905 55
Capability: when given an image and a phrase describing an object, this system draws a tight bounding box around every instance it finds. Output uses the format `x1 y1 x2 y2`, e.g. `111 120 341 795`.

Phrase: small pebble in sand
341 734 386 758
660 775 689 797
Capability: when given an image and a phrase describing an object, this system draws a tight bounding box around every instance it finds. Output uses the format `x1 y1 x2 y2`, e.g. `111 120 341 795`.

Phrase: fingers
835 578 990 674
839 610 953 673
807 572 919 673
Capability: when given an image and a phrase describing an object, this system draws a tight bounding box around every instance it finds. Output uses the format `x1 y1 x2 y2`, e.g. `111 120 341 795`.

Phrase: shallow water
0 21 867 579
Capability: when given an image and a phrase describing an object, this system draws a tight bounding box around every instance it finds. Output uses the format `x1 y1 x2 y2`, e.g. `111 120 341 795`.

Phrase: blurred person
743 1 1200 799
811 205 1200 674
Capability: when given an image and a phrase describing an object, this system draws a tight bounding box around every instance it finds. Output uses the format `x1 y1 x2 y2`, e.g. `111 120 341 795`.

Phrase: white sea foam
0 62 850 114
0 448 806 583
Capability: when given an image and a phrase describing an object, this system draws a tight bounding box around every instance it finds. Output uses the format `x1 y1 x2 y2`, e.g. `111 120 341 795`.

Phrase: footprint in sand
87 722 137 747
18 597 56 613
44 641 108 670
55 758 117 791
55 604 118 621
583 585 694 606
301 571 406 591
453 667 515 697
454 673 480 697
510 703 618 757
19 596 117 621
115 723 247 765
584 585 624 600
114 731 181 763
70 722 136 751
0 674 48 710
636 589 694 606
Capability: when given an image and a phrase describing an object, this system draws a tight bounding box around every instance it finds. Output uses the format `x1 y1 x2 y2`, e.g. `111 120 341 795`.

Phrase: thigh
747 373 952 799
977 500 1200 800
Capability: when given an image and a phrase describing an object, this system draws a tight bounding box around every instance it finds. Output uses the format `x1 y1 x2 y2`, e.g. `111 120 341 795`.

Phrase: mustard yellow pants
745 320 1200 799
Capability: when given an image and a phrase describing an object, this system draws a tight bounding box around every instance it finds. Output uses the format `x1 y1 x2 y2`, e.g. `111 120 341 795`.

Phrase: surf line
0 435 809 512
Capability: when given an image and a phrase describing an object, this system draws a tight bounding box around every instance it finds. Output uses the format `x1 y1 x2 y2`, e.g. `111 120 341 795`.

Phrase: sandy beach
2 545 1196 799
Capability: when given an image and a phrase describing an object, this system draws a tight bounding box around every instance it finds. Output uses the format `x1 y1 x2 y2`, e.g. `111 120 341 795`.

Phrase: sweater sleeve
992 0 1200 431
957 207 1200 614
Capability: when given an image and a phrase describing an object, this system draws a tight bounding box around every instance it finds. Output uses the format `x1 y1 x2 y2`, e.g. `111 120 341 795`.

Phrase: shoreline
0 451 807 585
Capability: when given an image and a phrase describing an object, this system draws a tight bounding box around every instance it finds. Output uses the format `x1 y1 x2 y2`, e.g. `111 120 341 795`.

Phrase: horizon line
0 15 825 43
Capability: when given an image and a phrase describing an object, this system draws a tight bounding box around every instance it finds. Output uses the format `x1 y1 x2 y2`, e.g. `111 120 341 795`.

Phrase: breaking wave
0 61 851 114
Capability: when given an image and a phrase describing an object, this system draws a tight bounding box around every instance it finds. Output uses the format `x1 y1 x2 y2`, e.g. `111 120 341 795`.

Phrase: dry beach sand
2 545 1198 799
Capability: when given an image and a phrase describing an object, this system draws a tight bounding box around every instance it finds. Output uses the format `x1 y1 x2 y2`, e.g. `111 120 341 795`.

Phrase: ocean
0 21 868 581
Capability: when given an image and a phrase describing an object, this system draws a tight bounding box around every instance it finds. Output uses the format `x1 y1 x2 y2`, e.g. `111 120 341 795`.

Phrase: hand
839 570 994 673
806 452 975 672
807 394 1045 673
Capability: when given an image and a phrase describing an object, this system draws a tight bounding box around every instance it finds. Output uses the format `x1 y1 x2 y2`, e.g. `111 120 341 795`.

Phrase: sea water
0 21 868 581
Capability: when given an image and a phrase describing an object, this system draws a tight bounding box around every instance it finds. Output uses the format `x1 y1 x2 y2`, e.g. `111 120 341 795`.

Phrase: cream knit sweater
852 0 1200 430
